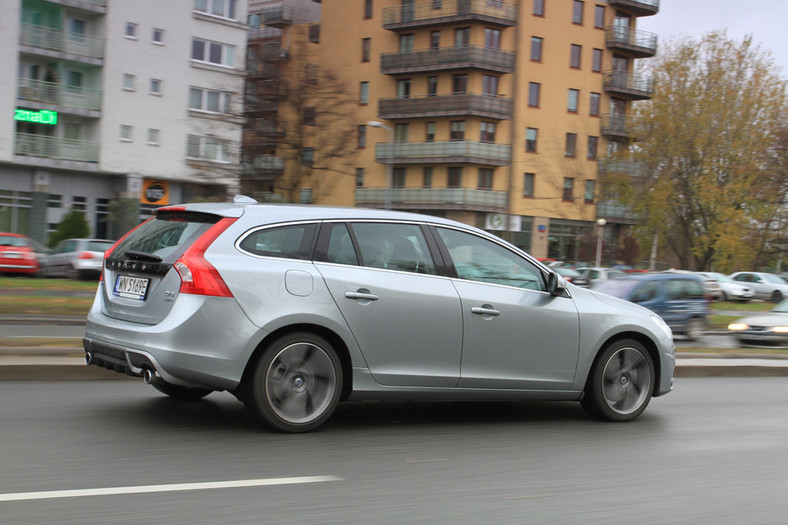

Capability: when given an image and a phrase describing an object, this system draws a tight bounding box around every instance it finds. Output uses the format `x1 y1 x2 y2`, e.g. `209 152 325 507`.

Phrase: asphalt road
1 378 787 524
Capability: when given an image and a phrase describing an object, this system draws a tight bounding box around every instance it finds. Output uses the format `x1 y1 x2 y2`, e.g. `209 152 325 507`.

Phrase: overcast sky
637 0 788 79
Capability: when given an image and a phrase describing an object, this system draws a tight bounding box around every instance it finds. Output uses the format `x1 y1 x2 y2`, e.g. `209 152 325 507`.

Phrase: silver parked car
84 198 675 432
696 272 754 302
42 238 115 280
728 299 788 347
729 271 788 302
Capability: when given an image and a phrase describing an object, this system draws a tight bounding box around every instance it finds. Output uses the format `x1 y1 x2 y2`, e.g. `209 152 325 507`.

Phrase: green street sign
14 109 58 125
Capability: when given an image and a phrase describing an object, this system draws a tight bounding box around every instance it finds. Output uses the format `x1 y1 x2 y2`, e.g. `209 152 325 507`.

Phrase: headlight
773 326 788 334
650 315 673 339
728 323 749 331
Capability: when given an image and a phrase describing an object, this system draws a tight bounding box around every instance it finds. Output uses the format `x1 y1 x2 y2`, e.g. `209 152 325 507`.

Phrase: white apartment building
1 0 248 242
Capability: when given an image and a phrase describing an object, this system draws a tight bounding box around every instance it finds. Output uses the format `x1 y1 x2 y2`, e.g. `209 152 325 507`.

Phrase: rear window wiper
124 250 163 263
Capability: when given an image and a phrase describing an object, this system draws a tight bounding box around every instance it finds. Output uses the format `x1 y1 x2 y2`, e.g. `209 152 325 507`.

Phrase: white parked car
729 272 788 302
696 272 754 302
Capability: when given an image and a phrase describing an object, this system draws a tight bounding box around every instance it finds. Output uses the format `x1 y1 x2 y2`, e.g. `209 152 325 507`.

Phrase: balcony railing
261 4 293 27
375 140 511 166
17 79 102 113
356 186 507 211
605 26 657 58
20 23 105 60
380 45 515 75
15 133 99 163
596 199 641 224
603 71 654 100
254 42 289 61
378 93 513 120
251 155 285 173
607 0 659 17
600 114 642 141
597 159 645 177
383 0 516 30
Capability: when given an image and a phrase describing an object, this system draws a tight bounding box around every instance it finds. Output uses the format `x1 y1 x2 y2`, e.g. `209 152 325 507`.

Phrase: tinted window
110 213 219 262
631 280 658 303
87 241 114 252
350 223 435 274
436 227 544 290
324 223 359 266
239 224 317 260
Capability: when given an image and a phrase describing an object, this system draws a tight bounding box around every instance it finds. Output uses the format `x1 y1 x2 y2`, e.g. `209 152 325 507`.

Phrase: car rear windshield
0 235 26 247
87 241 115 252
108 212 220 263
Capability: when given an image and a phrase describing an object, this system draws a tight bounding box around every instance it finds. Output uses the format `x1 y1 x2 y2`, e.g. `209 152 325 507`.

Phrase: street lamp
367 120 393 210
595 218 607 268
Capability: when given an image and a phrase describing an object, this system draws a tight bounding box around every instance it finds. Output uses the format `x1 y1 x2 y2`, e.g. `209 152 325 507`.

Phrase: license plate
113 275 149 300
5 252 21 259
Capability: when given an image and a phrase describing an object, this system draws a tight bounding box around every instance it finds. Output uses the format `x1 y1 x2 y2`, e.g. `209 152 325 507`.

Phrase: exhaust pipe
85 351 93 365
143 368 154 384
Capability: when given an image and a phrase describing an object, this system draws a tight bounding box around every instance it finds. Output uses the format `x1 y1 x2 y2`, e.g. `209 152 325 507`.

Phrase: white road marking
0 475 342 503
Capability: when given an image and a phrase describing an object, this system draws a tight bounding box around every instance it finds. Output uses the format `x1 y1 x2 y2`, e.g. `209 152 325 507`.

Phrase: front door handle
471 305 501 316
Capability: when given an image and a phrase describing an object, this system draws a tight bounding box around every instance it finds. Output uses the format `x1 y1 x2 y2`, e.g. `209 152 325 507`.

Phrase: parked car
728 299 788 347
0 232 39 275
553 267 590 287
664 269 722 300
42 238 115 280
579 267 626 287
83 198 675 432
729 271 788 302
593 273 709 341
695 272 754 302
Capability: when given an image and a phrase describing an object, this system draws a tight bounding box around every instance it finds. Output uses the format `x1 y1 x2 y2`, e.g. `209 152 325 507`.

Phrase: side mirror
547 272 568 296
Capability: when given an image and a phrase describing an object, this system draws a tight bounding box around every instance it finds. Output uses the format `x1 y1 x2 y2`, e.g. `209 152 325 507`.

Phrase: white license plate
113 275 149 300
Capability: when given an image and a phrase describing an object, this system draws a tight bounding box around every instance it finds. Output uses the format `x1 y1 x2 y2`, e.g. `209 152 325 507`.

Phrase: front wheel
581 339 654 422
247 332 342 433
772 290 783 303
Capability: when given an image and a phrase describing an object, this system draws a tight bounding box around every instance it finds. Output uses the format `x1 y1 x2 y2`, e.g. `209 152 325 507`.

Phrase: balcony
255 42 289 61
356 186 507 212
383 0 516 30
596 199 641 224
249 155 285 175
597 159 646 177
606 26 657 58
375 140 511 166
600 114 642 142
17 79 102 116
607 0 659 17
20 24 104 63
15 133 98 163
260 4 293 27
603 71 654 100
380 46 515 75
378 93 513 120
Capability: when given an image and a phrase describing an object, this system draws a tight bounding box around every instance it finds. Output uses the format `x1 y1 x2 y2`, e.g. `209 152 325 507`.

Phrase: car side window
666 279 686 300
324 223 359 266
435 227 545 291
631 281 658 302
238 223 317 260
348 223 435 274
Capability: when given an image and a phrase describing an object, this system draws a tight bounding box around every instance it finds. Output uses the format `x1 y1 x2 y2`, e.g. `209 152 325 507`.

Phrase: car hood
737 312 788 327
580 287 653 315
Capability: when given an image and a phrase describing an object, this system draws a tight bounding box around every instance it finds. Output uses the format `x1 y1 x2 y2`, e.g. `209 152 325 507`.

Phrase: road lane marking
0 476 342 503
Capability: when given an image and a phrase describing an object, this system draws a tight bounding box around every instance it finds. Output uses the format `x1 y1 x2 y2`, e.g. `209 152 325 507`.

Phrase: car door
661 278 705 329
314 222 463 387
433 227 581 390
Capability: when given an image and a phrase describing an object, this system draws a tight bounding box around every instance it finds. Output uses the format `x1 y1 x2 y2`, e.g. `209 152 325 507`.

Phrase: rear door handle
346 291 379 301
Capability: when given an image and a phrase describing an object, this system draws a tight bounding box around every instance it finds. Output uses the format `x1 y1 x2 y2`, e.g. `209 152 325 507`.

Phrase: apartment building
248 0 657 260
2 0 248 242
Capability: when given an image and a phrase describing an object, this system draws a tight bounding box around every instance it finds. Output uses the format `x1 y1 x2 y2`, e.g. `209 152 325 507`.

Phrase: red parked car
0 232 39 275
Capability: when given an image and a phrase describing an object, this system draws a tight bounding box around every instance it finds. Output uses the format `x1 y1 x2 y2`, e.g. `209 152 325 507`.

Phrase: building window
526 128 538 152
533 0 545 16
448 167 463 187
300 146 314 166
480 122 496 143
358 124 367 148
397 78 411 99
304 106 316 126
584 180 596 203
149 78 162 95
356 168 365 187
430 30 440 50
452 74 467 94
71 196 87 211
572 1 584 24
392 167 406 187
65 70 83 90
587 136 599 160
152 28 164 44
427 76 438 96
47 194 63 208
305 64 318 85
568 89 579 113
594 5 605 28
478 168 493 190
187 135 232 163
122 73 135 91
395 123 409 142
485 28 501 50
147 128 160 145
359 81 369 104
361 38 371 62
423 167 433 188
125 22 137 39
565 133 577 157
482 75 499 96
120 125 132 142
589 92 600 116
570 44 582 69
425 121 436 142
189 87 232 113
194 0 237 20
191 38 234 67
364 0 373 19
454 27 470 48
528 82 540 107
531 37 543 61
309 24 320 43
592 48 603 72
563 177 575 201
399 33 414 53
523 173 535 197
450 121 465 141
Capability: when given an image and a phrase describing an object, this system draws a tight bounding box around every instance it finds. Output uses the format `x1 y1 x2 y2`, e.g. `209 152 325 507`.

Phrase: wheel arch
586 331 662 396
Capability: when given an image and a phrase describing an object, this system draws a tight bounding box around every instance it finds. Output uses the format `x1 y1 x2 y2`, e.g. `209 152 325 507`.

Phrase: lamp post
367 120 393 210
595 218 607 268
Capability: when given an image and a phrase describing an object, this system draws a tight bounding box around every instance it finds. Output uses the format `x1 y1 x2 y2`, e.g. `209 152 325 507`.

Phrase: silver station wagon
84 196 675 432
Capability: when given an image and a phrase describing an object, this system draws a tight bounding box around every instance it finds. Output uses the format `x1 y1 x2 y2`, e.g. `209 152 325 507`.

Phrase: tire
581 339 654 422
720 291 728 302
684 317 706 341
247 332 342 433
66 265 78 280
771 290 783 303
152 382 212 401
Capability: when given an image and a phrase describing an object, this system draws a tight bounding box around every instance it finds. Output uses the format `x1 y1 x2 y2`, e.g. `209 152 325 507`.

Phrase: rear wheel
247 332 342 433
772 290 783 303
581 339 654 422
152 382 212 401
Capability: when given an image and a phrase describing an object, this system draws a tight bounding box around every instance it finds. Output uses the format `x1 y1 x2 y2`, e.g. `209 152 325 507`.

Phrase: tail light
78 252 93 260
174 217 237 297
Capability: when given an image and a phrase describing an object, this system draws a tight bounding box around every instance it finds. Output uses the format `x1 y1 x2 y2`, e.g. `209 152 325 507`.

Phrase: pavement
2 315 788 381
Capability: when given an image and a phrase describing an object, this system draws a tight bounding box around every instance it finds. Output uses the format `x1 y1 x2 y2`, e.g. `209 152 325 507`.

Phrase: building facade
2 0 248 243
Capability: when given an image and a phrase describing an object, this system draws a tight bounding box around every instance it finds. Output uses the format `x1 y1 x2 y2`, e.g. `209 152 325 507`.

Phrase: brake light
174 217 237 297
78 252 93 260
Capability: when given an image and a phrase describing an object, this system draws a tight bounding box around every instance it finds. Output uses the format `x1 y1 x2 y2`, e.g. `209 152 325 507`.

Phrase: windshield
763 274 786 284
593 278 641 297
